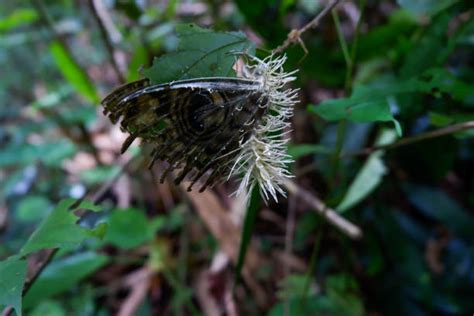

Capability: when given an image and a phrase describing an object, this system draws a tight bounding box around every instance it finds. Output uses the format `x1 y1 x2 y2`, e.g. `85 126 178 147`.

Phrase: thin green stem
329 9 352 189
345 0 367 91
332 9 352 77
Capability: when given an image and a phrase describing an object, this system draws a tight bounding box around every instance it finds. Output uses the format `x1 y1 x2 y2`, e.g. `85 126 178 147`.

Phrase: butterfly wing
102 78 267 191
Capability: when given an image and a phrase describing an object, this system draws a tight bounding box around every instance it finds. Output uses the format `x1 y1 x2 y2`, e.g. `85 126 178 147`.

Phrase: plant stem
284 179 362 239
272 0 343 54
329 8 353 189
332 9 352 73
345 0 366 91
88 0 125 83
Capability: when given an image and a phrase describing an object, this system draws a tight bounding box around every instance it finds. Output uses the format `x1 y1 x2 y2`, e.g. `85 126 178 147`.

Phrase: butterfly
102 76 269 192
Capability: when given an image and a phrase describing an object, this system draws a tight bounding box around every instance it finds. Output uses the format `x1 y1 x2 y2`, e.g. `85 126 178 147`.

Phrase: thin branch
273 0 344 54
283 179 362 239
88 0 125 83
345 121 474 157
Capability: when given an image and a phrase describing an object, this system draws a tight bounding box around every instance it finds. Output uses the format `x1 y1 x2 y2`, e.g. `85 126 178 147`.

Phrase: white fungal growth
229 54 299 202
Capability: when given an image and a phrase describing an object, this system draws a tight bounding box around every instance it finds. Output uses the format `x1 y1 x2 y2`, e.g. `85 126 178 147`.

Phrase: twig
273 0 344 54
283 179 362 239
88 0 126 83
345 121 474 157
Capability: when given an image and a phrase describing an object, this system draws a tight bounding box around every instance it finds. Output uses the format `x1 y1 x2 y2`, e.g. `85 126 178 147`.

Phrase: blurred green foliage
1 0 474 315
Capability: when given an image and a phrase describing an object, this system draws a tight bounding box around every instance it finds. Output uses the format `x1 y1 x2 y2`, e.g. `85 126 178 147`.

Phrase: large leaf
49 41 99 103
308 71 462 133
0 258 27 316
308 83 404 134
23 252 108 308
20 199 105 256
142 23 255 84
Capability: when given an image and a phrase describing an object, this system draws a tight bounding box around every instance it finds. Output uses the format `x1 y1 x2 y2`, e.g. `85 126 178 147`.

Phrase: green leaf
20 199 104 256
308 84 402 131
24 252 108 309
49 41 99 103
142 23 255 84
423 68 474 103
0 8 38 32
0 258 27 316
287 144 331 159
337 129 397 213
308 71 461 132
104 208 155 249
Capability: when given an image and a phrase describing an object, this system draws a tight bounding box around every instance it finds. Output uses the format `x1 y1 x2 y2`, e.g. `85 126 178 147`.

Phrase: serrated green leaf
49 41 99 103
24 252 108 309
142 24 255 84
0 258 27 316
20 199 104 256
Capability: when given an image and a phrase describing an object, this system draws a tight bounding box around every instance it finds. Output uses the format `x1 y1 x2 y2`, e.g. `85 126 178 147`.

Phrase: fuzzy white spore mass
229 54 299 202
